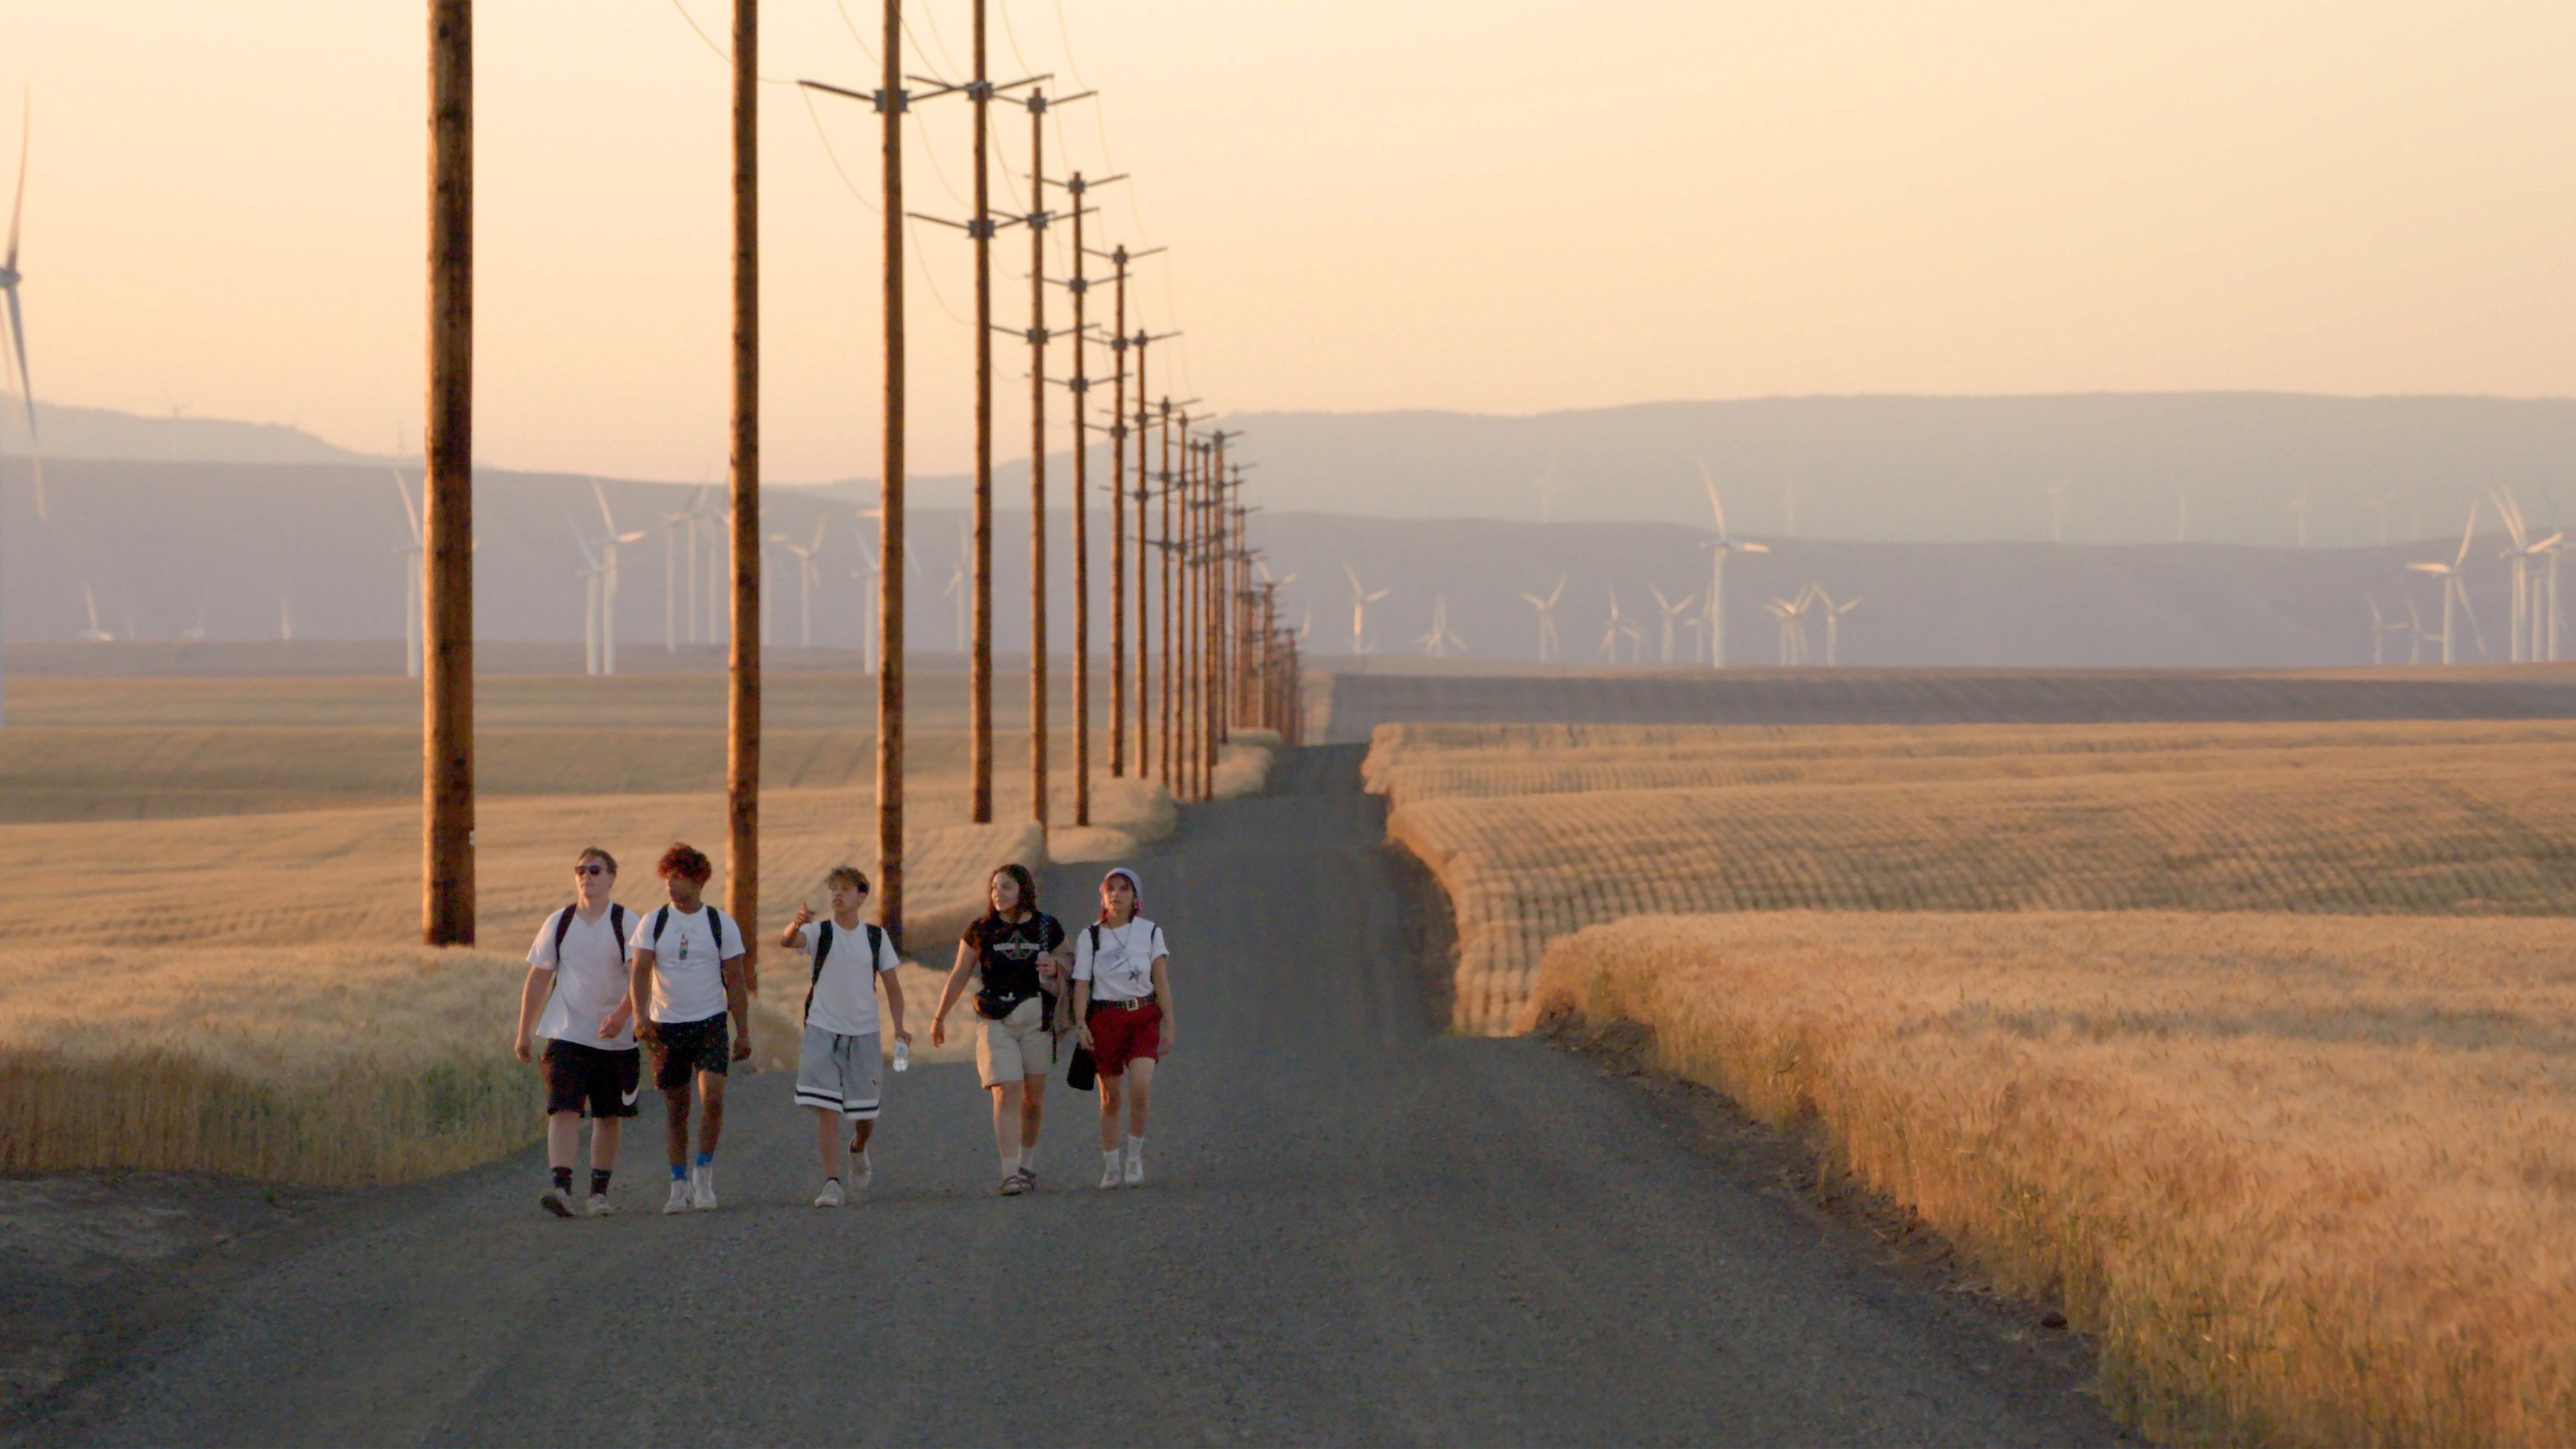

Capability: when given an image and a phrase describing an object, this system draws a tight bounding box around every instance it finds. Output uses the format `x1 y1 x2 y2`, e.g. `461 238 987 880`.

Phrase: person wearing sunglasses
514 847 639 1218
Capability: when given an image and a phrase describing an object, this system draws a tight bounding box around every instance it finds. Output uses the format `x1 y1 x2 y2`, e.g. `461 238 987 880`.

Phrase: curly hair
982 862 1039 924
657 841 714 885
824 865 871 896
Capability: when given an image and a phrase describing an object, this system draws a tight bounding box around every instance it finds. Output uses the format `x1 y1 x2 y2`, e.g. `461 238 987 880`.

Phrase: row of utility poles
419 0 1303 957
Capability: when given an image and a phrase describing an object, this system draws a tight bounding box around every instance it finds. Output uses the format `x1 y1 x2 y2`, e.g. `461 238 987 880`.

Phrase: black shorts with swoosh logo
543 1039 644 1118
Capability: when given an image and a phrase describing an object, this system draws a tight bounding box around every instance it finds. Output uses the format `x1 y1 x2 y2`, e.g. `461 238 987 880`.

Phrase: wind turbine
2041 480 2066 543
770 518 826 649
1519 575 1566 662
2288 483 2313 549
74 577 111 641
1532 469 1560 525
2488 488 2562 663
2 88 42 523
1648 585 1697 665
569 517 604 675
2367 598 2412 666
588 480 645 674
662 484 710 652
1813 586 1862 667
1599 583 1626 663
1415 595 1464 658
2364 494 2394 547
1697 464 1768 669
2407 500 2485 665
2404 597 2426 665
1344 562 1389 656
390 465 423 679
848 510 888 675
1762 594 1809 666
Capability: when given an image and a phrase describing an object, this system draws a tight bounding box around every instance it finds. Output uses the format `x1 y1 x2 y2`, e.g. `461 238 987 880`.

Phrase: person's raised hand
790 900 815 930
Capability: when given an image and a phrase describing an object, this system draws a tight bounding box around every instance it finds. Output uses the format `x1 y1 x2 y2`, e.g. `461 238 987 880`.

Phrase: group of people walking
511 843 1175 1216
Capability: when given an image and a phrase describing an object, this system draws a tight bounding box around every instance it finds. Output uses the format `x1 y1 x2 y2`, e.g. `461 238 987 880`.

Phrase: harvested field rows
1368 720 2576 1032
1533 913 2576 1449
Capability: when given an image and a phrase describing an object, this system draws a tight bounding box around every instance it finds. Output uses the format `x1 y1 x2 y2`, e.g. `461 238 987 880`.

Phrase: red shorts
1086 1000 1163 1077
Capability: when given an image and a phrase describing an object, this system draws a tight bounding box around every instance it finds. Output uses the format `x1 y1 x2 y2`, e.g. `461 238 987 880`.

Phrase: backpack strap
651 904 672 949
610 903 629 963
550 904 578 962
704 905 727 958
803 920 834 1020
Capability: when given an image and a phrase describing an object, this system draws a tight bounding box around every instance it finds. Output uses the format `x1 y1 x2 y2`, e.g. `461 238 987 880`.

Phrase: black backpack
805 919 888 1023
550 902 630 965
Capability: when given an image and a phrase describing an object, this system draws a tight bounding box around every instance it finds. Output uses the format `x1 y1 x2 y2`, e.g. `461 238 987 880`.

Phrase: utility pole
897 28 1042 825
1130 330 1176 781
1082 237 1150 788
726 0 761 984
1159 400 1180 789
1048 166 1118 826
802 7 967 947
423 0 474 945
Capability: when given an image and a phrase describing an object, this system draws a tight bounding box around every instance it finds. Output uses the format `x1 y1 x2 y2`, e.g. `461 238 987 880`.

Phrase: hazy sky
7 3 2574 481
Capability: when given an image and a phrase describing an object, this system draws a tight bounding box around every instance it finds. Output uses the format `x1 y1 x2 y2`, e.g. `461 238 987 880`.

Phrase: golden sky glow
6 2 2573 480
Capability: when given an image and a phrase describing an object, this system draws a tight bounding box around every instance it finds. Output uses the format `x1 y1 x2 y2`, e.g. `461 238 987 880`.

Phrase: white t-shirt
1073 916 1167 1003
629 904 746 1024
528 902 637 1051
792 918 903 1037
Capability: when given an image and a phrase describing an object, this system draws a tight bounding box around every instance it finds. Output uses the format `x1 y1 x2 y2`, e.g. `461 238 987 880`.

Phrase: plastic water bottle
892 1040 910 1073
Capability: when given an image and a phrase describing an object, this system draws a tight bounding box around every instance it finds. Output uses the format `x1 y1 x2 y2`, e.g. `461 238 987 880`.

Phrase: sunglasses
574 864 610 876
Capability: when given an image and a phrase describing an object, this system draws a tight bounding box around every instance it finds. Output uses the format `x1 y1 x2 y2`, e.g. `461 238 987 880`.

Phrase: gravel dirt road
28 746 2126 1447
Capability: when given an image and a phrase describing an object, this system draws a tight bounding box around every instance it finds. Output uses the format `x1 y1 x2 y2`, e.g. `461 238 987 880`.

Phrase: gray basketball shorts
794 1024 883 1121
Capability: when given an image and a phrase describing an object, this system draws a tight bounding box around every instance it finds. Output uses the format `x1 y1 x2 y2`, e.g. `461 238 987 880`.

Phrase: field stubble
1367 720 2576 1034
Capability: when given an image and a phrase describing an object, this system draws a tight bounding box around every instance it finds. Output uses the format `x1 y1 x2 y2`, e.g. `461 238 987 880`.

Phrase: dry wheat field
1532 914 2576 1449
1376 716 2576 1447
0 672 1266 1184
1367 719 2576 1034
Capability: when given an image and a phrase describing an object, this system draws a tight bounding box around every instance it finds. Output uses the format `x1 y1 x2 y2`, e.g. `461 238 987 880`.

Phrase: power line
664 0 793 85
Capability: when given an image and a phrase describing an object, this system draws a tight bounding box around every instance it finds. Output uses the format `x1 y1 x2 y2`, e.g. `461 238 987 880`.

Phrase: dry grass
1532 912 2576 1449
1368 720 2576 1032
0 673 1266 1184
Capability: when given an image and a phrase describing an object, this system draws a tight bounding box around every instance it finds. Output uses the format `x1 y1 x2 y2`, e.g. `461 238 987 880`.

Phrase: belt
1091 997 1152 1012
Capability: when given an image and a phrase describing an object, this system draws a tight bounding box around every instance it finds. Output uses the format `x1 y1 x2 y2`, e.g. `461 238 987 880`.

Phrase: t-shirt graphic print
962 912 1065 1016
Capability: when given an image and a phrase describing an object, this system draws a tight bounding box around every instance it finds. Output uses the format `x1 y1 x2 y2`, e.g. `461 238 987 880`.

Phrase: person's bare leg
813 1106 841 1179
1095 1074 1124 1151
547 1112 580 1171
1020 1073 1046 1155
849 1119 875 1155
696 1071 727 1156
662 1087 692 1168
991 1081 1024 1170
591 1116 622 1172
1126 1056 1157 1140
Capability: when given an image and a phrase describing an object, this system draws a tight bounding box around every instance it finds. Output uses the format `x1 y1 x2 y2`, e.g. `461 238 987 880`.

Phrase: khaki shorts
975 996 1055 1086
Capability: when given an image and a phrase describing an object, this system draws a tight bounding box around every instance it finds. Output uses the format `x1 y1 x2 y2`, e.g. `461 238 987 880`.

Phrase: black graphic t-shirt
963 911 1066 1016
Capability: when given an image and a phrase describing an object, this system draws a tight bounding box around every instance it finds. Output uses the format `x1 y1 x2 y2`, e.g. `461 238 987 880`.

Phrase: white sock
1021 1142 1038 1173
1000 1150 1020 1179
1125 1136 1144 1163
1104 1148 1122 1170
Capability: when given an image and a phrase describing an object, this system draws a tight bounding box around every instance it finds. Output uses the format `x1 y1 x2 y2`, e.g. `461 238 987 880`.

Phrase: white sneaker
662 1179 693 1215
587 1193 615 1217
539 1186 574 1218
814 1178 845 1208
851 1150 873 1191
1097 1157 1123 1190
1123 1149 1144 1186
690 1165 718 1212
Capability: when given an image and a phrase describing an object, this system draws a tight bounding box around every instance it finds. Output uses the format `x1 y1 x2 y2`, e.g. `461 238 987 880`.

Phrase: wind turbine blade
391 466 422 545
2457 577 2487 656
590 477 616 536
2406 561 2449 576
1699 462 1725 535
5 87 23 273
1739 541 1769 554
2454 498 2481 569
4 280 40 517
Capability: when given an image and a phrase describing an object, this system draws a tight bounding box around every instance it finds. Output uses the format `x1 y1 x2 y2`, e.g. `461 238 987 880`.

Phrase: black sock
590 1169 612 1196
551 1166 574 1193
